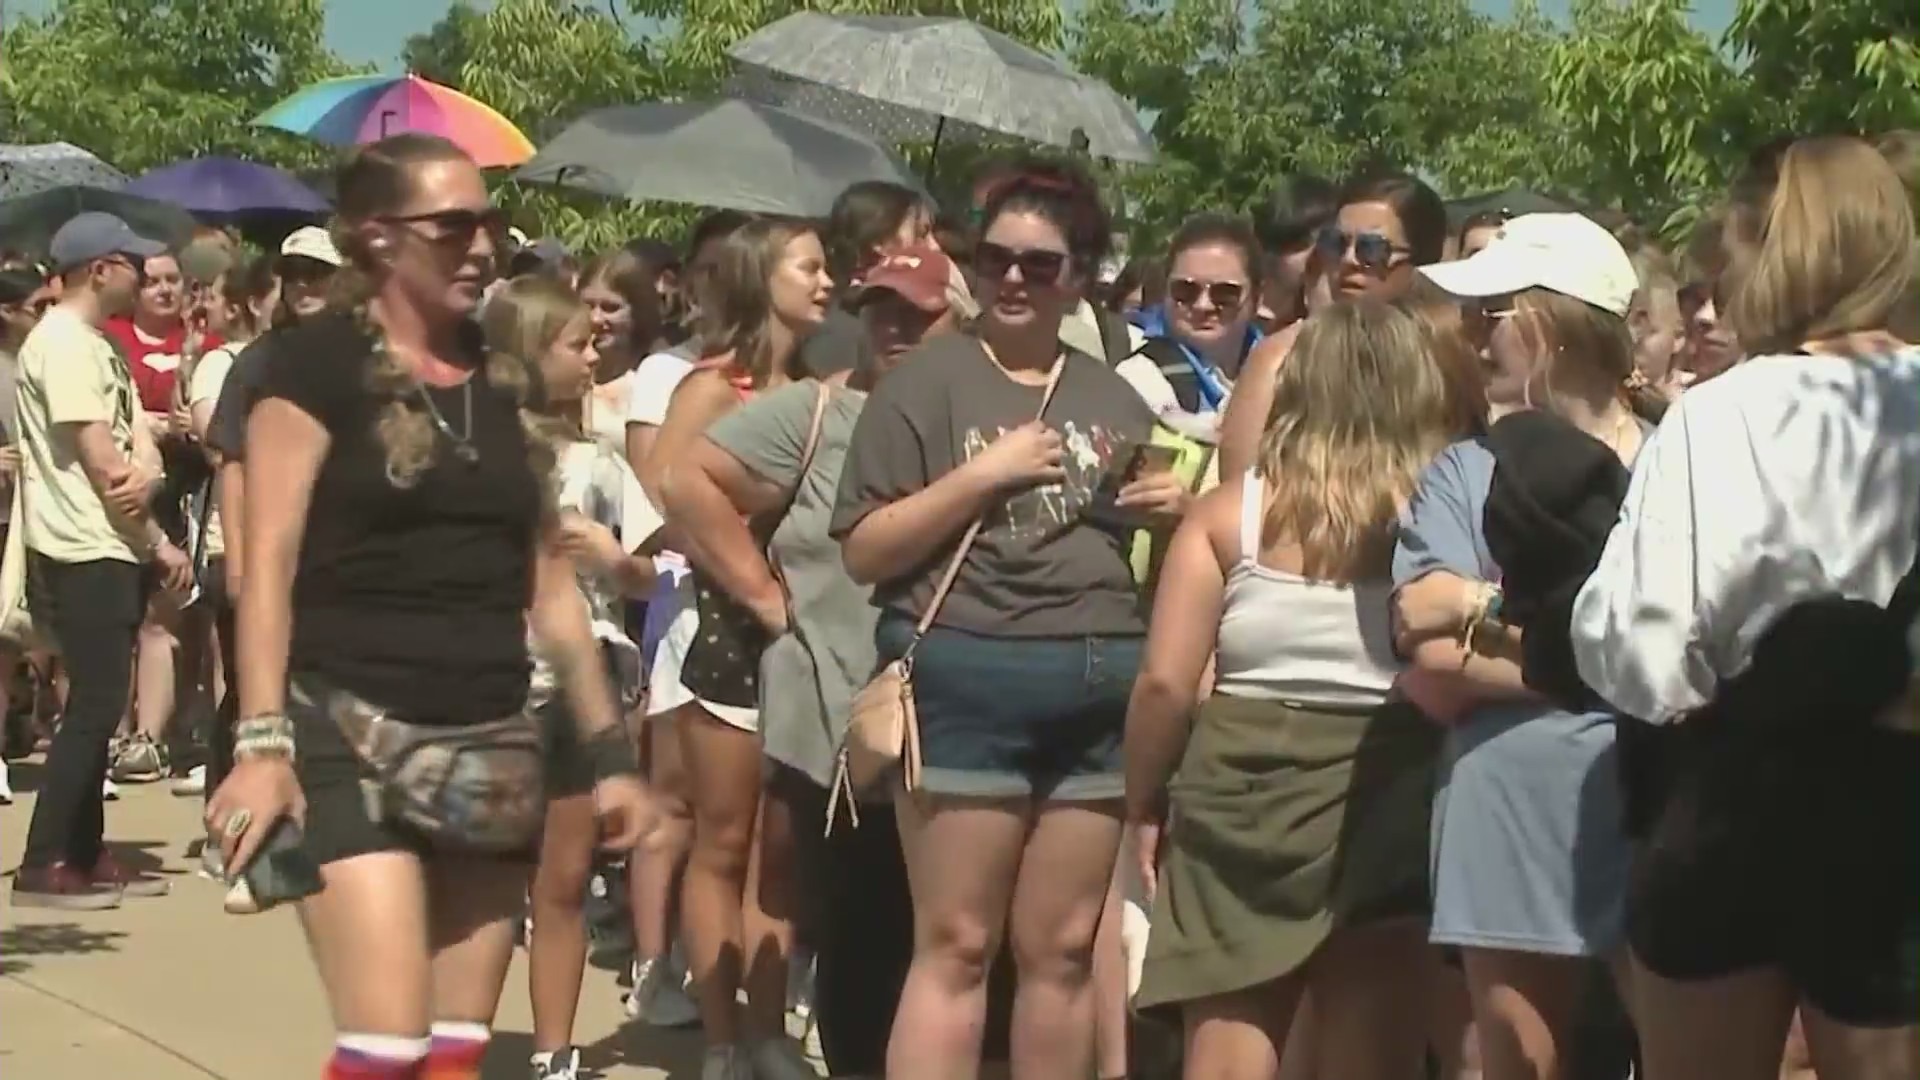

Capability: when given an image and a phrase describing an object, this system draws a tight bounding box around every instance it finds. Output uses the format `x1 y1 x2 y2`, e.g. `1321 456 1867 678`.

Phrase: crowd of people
0 124 1916 1080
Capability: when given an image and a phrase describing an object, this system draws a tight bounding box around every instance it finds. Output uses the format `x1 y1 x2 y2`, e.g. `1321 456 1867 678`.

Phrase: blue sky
10 0 1738 65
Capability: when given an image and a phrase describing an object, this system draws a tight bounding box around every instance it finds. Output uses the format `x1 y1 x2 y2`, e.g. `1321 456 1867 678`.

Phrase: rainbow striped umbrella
252 74 535 169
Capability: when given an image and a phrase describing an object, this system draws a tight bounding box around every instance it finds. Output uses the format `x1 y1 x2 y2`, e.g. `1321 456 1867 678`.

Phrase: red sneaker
88 851 169 898
11 863 121 910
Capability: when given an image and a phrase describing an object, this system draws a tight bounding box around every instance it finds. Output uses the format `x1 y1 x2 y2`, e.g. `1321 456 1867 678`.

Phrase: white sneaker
198 843 226 881
101 777 120 801
171 764 206 797
0 757 12 804
531 1046 581 1079
626 953 702 1028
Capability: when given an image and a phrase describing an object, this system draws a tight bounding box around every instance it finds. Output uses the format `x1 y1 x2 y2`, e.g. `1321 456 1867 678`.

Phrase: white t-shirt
528 438 665 713
624 347 697 428
584 369 634 453
187 344 240 558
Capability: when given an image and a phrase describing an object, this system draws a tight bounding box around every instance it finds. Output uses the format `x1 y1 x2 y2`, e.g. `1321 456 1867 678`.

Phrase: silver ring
220 808 253 841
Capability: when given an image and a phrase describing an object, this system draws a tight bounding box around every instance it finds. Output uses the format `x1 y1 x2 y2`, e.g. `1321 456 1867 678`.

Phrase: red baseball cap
852 243 958 314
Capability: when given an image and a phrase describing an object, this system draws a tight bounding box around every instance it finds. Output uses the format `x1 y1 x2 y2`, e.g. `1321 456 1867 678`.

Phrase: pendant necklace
415 379 480 465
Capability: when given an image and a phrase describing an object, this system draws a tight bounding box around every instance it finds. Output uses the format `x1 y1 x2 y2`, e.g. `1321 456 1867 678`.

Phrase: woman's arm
236 399 326 719
219 459 245 598
664 437 789 630
626 422 662 507
647 371 739 551
530 541 623 738
1125 491 1230 824
1216 321 1300 478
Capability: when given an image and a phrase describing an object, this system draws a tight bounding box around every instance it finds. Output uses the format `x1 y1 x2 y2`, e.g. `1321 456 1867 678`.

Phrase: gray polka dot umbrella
726 13 1155 167
0 142 127 200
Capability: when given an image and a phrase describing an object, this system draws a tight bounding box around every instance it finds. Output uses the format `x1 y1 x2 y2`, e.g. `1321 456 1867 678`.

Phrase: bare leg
676 703 765 1046
1461 949 1588 1080
1628 953 1794 1080
888 794 1030 1080
631 715 692 965
297 851 434 1037
1799 1000 1920 1080
528 792 598 1054
1089 869 1129 1078
742 777 799 1041
1306 921 1430 1080
131 599 179 744
1006 801 1125 1080
1427 954 1478 1079
1276 992 1318 1080
1183 976 1304 1080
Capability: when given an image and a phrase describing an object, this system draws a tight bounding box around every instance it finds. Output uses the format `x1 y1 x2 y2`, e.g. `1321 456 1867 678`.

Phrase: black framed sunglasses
377 207 510 249
1315 225 1410 272
1168 277 1247 309
974 241 1068 285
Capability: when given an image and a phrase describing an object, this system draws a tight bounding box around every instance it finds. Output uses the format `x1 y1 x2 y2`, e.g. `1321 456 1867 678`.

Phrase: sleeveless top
1212 471 1402 708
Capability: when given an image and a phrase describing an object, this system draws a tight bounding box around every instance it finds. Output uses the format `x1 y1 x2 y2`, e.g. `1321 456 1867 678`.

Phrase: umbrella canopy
253 73 535 168
0 142 127 200
0 186 198 258
515 100 924 218
1445 187 1577 229
727 13 1154 164
125 157 330 220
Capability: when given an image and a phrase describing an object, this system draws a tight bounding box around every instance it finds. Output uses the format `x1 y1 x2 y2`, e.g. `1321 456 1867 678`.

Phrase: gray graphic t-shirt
831 332 1155 638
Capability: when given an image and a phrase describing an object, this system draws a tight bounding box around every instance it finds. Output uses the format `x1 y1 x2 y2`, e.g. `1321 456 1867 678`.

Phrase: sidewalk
0 760 705 1078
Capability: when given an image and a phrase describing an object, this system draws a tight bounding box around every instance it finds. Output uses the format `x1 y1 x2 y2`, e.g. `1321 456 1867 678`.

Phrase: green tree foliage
1073 0 1573 246
1727 0 1920 136
401 1 485 86
0 0 354 174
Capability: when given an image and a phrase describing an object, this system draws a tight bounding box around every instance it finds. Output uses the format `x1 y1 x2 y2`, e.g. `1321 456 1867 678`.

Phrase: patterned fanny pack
292 676 548 853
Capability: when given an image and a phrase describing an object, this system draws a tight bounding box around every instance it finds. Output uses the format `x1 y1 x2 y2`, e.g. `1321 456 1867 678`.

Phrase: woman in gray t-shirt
831 163 1185 1078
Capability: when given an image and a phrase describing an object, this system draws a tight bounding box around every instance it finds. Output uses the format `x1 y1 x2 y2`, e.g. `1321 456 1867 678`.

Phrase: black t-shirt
253 314 541 722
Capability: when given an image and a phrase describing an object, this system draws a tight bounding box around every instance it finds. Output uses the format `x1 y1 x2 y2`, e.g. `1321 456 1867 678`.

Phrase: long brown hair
691 216 817 387
1398 277 1488 437
1258 299 1457 582
332 134 554 506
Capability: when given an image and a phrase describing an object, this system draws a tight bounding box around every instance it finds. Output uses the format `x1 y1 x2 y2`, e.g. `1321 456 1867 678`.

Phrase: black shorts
1623 717 1920 1026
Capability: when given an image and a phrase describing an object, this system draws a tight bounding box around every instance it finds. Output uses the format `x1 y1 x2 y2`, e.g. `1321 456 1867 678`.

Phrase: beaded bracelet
234 733 296 763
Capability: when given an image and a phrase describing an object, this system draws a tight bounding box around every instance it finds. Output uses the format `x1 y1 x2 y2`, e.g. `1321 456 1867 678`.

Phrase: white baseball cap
1419 212 1637 317
279 225 344 268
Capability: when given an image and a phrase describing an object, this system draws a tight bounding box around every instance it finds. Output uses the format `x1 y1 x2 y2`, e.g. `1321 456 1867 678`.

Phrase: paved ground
0 757 708 1079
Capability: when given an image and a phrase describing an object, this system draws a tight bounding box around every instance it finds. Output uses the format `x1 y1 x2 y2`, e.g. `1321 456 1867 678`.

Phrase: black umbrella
0 185 200 258
1445 187 1575 229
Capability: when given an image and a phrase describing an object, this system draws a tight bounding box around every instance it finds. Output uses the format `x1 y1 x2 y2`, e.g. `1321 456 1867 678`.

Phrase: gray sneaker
748 1037 820 1080
699 1045 752 1080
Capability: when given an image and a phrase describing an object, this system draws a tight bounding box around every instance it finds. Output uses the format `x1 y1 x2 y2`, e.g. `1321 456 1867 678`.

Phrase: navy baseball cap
49 212 166 273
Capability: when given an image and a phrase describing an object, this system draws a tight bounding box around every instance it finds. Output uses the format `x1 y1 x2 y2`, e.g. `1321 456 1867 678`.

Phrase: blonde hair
693 216 818 387
1258 298 1458 582
1628 246 1682 334
1397 277 1488 436
1510 287 1665 421
1723 135 1918 354
481 274 591 447
330 134 554 509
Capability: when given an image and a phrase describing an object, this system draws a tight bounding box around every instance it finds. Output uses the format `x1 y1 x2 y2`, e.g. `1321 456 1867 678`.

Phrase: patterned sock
422 1021 491 1080
325 1034 428 1079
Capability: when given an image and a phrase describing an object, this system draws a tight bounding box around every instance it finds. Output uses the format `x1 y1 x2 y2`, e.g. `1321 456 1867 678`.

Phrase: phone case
233 817 323 913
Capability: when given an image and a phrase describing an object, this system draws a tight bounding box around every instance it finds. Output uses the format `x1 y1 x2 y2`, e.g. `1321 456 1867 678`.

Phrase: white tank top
1211 471 1402 707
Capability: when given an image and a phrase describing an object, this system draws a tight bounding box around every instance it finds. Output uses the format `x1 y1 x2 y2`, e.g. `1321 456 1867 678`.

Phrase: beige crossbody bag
829 349 1065 828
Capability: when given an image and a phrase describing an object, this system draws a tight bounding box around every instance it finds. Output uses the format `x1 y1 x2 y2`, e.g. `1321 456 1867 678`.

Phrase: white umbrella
727 13 1155 164
0 142 127 200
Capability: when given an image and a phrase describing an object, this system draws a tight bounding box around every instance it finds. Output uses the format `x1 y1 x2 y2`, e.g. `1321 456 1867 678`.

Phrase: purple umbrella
125 157 330 220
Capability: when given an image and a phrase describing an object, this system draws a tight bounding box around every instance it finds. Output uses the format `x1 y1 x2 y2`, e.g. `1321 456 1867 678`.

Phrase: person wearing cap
10 212 194 910
658 239 972 1079
1387 212 1661 1077
276 224 344 322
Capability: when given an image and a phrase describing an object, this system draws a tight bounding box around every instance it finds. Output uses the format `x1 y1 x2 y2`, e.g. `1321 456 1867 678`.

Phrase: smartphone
1088 442 1182 529
226 817 323 915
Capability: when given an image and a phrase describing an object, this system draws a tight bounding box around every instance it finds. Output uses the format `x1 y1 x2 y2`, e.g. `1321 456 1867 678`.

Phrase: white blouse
1571 349 1920 723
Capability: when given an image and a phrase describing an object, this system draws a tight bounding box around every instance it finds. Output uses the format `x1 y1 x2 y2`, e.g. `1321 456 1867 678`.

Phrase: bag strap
908 347 1067 642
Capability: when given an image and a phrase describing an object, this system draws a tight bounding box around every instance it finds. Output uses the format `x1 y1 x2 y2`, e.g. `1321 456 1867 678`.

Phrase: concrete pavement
0 759 708 1079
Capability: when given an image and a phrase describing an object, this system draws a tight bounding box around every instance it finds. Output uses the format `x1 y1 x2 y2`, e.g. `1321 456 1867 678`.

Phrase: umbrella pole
924 116 946 185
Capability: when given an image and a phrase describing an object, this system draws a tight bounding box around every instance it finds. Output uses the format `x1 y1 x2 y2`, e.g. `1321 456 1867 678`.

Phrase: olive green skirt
1135 694 1441 1010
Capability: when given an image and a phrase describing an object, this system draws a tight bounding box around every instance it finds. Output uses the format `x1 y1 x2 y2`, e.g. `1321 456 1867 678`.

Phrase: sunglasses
1168 277 1247 309
377 207 510 250
974 241 1068 285
1315 225 1410 271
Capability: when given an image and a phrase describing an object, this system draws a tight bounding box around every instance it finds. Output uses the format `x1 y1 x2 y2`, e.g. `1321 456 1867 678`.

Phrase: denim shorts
877 617 1142 801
